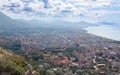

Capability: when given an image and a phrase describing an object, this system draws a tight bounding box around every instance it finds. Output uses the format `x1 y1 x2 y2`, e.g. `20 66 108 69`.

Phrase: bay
85 25 120 41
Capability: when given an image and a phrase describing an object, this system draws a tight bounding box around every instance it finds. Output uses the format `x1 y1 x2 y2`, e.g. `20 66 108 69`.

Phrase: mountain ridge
0 11 96 30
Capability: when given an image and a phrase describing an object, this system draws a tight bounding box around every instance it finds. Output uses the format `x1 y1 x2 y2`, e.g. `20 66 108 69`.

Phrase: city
0 26 119 75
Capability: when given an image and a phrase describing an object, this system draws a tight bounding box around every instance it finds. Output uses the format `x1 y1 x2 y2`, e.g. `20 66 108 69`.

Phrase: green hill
0 47 27 75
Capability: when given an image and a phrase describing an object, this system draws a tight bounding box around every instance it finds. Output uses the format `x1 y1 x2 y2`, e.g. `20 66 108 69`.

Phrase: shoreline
84 25 120 41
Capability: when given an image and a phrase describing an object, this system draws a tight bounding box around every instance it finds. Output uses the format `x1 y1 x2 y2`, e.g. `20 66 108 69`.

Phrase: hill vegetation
0 47 27 75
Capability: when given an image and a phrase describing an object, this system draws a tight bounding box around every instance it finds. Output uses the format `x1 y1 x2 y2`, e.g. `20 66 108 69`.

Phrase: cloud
0 0 119 21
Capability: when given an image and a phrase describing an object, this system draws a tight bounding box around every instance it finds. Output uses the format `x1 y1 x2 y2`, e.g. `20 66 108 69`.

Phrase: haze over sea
85 25 120 41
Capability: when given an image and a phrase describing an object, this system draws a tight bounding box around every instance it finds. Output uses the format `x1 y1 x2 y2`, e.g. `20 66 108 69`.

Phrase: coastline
84 25 120 41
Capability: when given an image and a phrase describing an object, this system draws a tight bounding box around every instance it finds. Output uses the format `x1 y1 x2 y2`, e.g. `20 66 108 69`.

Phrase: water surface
85 25 120 41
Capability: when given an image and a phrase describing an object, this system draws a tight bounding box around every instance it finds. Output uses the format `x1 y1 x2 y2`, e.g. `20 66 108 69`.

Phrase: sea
85 25 120 41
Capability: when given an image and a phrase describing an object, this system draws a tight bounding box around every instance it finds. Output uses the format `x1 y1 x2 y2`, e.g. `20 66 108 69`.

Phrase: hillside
0 46 57 75
0 47 27 75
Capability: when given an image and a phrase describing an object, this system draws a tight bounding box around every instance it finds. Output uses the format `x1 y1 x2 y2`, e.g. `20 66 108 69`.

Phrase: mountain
72 21 97 28
0 12 32 32
97 22 117 25
0 12 19 26
24 19 96 30
0 11 96 32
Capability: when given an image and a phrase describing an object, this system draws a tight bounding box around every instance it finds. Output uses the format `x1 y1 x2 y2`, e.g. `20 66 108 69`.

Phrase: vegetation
0 47 27 75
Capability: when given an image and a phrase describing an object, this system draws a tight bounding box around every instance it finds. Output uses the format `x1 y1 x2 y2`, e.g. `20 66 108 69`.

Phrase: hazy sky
0 0 120 23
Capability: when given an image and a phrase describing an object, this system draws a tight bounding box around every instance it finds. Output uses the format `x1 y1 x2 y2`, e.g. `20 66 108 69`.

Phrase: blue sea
85 25 120 41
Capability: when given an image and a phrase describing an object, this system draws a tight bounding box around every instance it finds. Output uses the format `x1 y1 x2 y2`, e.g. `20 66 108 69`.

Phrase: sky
0 0 120 23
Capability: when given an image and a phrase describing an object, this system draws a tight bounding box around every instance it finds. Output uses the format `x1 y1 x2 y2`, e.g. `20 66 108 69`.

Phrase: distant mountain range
97 22 118 26
0 11 96 31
